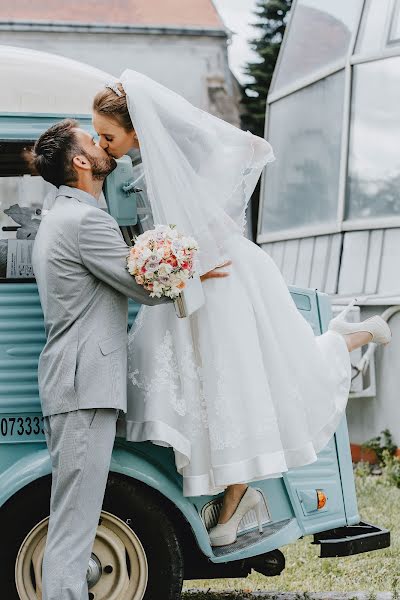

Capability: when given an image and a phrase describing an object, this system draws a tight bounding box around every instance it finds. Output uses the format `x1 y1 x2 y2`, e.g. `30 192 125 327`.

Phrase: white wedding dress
124 234 350 496
115 70 351 497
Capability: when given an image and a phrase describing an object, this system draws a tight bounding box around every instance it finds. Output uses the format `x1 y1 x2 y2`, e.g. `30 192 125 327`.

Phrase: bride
92 70 391 547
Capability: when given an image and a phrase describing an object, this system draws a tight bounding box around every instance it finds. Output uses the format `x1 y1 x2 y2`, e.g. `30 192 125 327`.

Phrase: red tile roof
0 0 225 30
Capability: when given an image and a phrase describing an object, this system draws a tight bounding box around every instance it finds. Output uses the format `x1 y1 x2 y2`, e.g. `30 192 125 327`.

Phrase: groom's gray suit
32 185 165 600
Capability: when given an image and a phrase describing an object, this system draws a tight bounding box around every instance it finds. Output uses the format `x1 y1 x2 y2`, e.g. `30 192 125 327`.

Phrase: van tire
103 473 184 600
0 476 52 600
0 474 184 600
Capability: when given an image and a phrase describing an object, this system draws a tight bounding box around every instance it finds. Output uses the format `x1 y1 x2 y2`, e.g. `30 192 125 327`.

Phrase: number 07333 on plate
0 414 46 442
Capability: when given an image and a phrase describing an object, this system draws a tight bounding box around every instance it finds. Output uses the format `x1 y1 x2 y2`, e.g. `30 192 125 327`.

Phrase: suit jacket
32 185 166 416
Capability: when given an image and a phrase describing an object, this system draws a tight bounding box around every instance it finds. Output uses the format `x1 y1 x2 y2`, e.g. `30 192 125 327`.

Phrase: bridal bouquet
127 225 199 299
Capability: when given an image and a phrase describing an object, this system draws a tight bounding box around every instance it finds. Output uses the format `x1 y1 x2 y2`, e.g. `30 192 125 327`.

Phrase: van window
0 141 54 280
0 141 156 279
130 154 155 234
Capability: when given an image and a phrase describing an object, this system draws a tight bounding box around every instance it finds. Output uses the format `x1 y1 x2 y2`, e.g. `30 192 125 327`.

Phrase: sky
213 0 259 82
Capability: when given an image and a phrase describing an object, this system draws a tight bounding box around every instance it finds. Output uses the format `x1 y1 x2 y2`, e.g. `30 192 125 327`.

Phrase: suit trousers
42 408 118 600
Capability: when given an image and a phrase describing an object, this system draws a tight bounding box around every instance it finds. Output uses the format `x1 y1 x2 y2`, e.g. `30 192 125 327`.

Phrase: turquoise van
0 46 390 600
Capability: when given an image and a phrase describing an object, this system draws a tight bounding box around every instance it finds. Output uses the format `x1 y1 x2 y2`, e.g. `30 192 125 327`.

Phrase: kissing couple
31 70 391 599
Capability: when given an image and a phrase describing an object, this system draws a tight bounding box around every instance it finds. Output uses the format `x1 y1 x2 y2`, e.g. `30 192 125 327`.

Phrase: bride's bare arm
200 260 232 282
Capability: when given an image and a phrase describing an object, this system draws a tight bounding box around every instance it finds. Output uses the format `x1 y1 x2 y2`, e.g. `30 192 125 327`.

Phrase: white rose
168 227 179 240
158 263 173 276
145 261 159 273
139 247 152 261
151 281 164 297
171 239 183 252
169 286 181 298
127 258 137 275
138 231 153 244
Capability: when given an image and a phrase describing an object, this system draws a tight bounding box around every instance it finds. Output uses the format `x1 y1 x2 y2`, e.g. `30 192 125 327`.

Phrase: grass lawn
183 474 400 595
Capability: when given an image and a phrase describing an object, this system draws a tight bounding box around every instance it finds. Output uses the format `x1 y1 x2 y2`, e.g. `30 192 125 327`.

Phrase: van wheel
103 474 184 600
0 475 184 600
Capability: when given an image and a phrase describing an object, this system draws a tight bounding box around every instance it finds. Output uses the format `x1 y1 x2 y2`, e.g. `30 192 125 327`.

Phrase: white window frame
257 0 387 244
388 0 400 45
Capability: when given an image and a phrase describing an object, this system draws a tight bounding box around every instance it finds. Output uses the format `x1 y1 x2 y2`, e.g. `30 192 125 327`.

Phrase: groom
31 119 227 599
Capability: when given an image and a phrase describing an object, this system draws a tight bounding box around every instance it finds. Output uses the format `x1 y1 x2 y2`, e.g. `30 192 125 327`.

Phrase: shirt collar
56 185 100 208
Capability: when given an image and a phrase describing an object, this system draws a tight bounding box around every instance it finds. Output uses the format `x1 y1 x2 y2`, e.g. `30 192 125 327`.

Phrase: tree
241 0 293 137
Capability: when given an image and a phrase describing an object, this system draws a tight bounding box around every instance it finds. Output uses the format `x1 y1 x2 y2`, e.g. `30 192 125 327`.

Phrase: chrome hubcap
86 554 102 588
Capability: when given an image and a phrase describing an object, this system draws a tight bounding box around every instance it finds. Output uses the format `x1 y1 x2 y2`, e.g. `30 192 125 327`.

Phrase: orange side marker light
317 490 327 509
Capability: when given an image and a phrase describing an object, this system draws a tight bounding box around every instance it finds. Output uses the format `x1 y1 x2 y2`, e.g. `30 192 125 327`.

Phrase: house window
272 0 362 92
260 71 345 236
389 0 400 44
346 56 400 221
355 0 392 54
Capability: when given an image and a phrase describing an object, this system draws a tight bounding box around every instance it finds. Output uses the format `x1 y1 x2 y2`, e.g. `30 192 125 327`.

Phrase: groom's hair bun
93 83 133 133
29 119 81 188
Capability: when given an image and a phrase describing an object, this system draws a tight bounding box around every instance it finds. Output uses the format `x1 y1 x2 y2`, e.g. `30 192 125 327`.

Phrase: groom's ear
72 154 91 171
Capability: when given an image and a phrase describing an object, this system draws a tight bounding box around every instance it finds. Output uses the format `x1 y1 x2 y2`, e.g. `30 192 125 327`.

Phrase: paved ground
183 593 394 600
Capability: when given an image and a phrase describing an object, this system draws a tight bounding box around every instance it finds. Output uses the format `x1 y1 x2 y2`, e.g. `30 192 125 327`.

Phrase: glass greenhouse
258 0 400 301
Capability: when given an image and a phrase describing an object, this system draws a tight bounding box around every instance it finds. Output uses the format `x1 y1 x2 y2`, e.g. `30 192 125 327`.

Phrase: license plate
0 414 45 442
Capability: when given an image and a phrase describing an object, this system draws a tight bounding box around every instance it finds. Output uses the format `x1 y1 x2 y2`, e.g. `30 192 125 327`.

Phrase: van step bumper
313 522 390 557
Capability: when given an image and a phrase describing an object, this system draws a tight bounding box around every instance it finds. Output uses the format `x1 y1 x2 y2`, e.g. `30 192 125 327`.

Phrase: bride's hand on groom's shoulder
200 260 232 282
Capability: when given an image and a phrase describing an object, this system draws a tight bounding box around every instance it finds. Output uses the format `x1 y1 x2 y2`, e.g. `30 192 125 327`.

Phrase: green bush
354 460 372 478
381 449 400 488
362 429 397 464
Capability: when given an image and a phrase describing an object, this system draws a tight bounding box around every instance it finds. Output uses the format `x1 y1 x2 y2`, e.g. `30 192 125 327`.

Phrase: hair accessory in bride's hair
105 81 123 97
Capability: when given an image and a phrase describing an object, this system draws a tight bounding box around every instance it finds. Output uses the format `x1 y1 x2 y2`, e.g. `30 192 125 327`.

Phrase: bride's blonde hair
93 83 134 132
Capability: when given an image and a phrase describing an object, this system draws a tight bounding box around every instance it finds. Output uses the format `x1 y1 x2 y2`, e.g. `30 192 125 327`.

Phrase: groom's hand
200 260 232 282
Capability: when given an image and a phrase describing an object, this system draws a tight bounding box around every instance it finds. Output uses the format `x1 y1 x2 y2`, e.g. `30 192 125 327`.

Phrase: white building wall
262 232 400 446
258 0 400 449
346 307 400 446
0 29 240 125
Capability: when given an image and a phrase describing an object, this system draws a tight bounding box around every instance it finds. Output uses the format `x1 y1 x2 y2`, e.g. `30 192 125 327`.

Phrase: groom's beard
86 153 117 181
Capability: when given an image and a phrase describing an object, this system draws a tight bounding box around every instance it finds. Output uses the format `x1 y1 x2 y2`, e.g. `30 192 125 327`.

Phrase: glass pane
0 174 52 279
129 156 155 234
260 71 345 235
274 0 362 91
346 57 400 220
389 0 400 43
355 0 392 54
0 176 47 240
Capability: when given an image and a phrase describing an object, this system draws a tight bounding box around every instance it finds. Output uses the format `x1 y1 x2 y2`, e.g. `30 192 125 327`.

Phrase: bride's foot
209 486 263 547
218 484 248 524
328 298 392 348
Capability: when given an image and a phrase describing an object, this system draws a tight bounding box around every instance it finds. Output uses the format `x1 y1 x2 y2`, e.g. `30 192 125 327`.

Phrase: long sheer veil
120 69 275 274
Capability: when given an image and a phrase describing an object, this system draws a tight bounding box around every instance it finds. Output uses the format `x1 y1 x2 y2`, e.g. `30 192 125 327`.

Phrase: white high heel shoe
328 298 392 345
208 487 263 547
